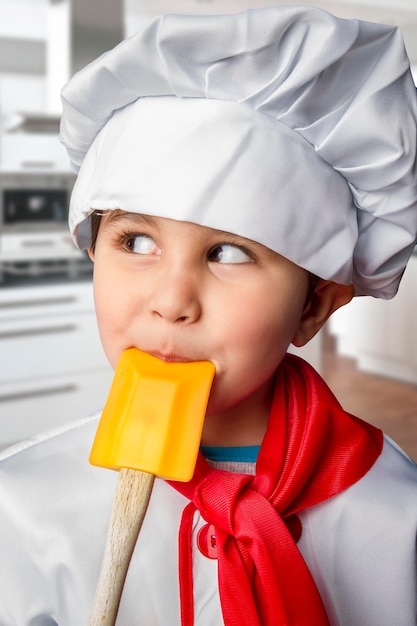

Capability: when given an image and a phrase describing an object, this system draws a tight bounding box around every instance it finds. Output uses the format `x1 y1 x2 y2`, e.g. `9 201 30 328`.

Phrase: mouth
127 346 215 368
147 350 195 364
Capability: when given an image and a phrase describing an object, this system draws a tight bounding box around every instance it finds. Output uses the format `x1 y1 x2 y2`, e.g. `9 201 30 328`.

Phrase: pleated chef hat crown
60 5 417 298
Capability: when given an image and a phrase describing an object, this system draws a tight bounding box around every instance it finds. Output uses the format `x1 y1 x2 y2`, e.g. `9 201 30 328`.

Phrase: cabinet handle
0 324 76 339
0 296 77 309
21 240 56 247
21 161 55 169
0 384 77 403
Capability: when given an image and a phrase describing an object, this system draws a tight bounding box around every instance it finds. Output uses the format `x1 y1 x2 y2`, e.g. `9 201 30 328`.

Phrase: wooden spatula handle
88 468 155 626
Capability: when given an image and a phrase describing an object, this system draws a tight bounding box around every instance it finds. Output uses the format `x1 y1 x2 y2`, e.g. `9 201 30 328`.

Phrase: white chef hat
60 5 417 299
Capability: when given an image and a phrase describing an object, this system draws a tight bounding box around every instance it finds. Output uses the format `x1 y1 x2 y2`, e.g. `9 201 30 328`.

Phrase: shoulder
0 412 100 465
0 414 119 624
0 412 118 522
344 434 417 507
298 436 417 624
302 435 417 526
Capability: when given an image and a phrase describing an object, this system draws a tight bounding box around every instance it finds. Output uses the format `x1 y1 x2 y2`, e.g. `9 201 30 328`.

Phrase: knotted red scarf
169 354 383 626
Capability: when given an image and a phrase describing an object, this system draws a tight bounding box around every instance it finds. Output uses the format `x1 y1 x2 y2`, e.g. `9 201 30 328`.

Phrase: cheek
208 289 305 404
223 292 302 351
92 264 132 366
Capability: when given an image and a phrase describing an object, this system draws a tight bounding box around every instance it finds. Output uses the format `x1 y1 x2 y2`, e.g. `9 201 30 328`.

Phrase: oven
0 171 92 286
3 187 68 226
0 172 75 233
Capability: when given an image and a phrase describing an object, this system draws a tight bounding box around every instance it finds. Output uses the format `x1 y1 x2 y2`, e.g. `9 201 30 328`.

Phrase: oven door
3 188 68 226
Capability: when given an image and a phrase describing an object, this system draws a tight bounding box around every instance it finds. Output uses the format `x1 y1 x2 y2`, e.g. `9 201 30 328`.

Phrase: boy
1 6 417 625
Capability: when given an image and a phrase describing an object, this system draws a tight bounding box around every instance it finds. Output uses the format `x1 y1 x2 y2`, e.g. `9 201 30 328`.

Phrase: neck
201 377 274 447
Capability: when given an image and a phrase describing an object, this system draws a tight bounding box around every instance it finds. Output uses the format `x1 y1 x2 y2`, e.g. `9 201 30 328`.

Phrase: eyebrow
98 209 270 254
100 209 161 238
100 210 157 231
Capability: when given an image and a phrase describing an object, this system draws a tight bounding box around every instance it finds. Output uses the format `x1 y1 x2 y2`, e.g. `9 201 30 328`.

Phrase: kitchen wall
0 0 416 448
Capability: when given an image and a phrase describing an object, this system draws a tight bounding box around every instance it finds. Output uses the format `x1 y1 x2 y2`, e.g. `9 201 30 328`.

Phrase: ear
87 248 95 262
292 280 354 347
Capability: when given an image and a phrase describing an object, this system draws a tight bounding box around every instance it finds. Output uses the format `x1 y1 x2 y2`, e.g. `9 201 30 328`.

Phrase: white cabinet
0 134 70 171
0 0 47 40
0 75 45 114
0 281 113 447
330 254 417 384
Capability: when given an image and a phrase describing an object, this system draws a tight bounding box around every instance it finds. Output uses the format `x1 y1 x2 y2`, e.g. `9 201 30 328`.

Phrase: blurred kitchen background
0 0 416 457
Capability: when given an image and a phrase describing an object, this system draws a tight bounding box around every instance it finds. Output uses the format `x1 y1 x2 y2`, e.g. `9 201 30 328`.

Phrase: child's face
90 211 310 437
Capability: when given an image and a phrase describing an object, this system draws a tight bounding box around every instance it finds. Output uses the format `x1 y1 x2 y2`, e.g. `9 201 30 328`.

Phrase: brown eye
208 244 252 264
126 235 161 255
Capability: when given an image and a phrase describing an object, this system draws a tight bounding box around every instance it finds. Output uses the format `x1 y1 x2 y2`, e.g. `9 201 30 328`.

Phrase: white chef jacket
0 412 416 625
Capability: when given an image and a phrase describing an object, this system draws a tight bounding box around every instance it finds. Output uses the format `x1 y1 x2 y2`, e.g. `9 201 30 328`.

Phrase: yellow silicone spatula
88 348 215 626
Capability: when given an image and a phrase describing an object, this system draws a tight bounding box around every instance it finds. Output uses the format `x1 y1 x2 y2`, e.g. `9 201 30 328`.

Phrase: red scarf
169 354 383 626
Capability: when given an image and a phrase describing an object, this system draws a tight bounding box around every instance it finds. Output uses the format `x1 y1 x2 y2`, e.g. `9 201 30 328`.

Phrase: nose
147 265 202 324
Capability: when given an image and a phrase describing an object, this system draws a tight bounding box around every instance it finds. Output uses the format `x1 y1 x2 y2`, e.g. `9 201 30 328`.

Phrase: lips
147 350 195 364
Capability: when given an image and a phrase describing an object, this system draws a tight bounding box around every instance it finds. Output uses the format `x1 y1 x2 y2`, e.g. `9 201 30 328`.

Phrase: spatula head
90 348 215 481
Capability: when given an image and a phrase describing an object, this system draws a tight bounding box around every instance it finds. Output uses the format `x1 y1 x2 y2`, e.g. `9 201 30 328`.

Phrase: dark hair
306 272 320 303
90 211 102 251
